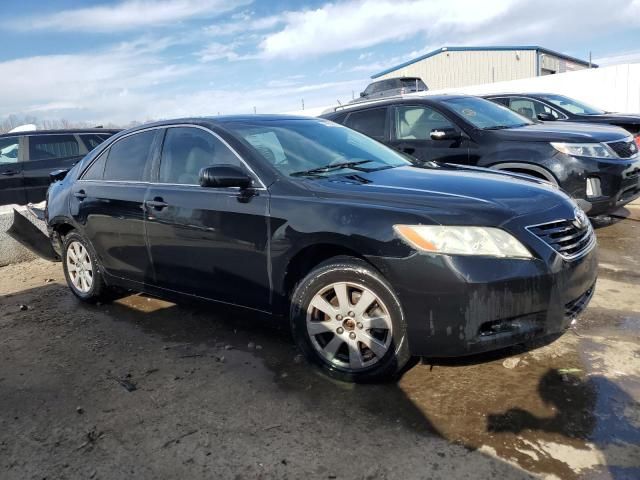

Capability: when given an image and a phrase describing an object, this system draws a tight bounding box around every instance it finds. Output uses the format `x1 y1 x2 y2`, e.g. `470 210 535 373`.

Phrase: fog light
586 177 601 198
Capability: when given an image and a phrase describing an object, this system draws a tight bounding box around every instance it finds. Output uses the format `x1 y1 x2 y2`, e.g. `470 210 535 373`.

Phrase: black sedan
485 93 640 139
43 116 597 382
322 95 640 216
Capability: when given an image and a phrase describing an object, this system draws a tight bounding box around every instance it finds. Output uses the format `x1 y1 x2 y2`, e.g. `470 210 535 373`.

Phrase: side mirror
199 165 252 189
537 112 556 121
49 168 69 183
430 127 461 141
359 92 367 98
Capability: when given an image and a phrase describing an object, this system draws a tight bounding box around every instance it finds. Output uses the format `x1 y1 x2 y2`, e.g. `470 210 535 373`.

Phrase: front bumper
368 244 598 357
565 155 640 216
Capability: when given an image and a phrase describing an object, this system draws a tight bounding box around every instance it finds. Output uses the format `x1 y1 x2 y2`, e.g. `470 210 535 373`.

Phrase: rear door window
0 137 20 164
344 108 388 140
103 130 156 182
29 135 79 161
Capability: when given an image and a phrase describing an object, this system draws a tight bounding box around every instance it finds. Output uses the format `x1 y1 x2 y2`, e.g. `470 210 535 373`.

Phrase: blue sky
1 0 640 125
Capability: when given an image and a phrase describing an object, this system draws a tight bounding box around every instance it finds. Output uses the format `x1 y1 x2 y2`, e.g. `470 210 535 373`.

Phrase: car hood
303 165 576 226
573 113 640 125
490 121 630 143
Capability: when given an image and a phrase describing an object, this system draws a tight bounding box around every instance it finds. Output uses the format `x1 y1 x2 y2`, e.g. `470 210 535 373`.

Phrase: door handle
73 190 87 200
0 170 18 176
145 198 168 210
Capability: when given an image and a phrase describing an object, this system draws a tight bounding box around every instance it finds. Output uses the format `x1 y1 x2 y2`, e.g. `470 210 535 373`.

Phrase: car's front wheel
290 256 411 382
62 232 110 302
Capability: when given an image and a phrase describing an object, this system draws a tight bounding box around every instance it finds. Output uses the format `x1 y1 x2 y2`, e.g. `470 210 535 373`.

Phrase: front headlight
394 225 533 259
551 142 616 159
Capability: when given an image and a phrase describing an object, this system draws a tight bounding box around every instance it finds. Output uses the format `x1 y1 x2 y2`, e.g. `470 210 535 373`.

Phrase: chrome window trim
79 124 267 189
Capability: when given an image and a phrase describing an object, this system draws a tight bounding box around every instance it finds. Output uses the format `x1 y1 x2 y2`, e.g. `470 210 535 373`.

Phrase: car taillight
635 134 640 149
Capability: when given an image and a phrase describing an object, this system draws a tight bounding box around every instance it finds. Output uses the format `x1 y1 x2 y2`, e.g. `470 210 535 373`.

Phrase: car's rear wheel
290 256 410 382
62 232 110 302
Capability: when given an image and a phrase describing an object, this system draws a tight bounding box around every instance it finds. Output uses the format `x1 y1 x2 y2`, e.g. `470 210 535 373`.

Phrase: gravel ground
1 206 639 479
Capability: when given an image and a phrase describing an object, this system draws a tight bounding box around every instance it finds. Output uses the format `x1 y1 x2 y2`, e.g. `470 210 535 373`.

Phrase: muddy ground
1 211 639 479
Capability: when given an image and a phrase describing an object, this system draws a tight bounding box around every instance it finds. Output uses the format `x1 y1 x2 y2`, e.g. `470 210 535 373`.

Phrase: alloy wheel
66 241 93 293
306 281 393 371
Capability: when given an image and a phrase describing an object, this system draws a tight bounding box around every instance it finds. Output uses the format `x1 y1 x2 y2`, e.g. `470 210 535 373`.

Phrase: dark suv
322 95 640 216
484 93 640 140
0 128 118 206
352 77 428 103
34 116 597 382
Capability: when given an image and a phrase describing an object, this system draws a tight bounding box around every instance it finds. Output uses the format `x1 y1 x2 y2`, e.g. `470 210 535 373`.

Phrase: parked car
352 77 428 103
484 93 640 142
36 115 597 382
321 95 640 216
0 128 118 206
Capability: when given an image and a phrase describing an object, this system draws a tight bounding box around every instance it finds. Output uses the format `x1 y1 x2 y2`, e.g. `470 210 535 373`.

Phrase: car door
389 105 469 164
71 129 159 284
0 136 26 206
23 134 87 203
144 125 271 310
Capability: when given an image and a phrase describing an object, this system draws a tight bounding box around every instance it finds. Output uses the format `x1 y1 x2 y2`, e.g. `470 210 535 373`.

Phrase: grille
565 284 595 318
608 139 638 159
527 217 595 259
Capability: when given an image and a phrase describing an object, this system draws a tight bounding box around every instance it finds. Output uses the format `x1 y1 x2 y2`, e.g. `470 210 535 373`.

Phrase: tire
290 256 411 382
62 231 111 302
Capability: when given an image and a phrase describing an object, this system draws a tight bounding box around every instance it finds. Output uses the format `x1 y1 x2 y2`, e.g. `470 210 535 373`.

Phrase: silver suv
352 77 428 104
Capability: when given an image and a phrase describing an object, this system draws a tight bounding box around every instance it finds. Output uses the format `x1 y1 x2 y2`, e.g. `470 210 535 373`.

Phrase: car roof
483 93 557 98
322 93 471 115
0 128 120 138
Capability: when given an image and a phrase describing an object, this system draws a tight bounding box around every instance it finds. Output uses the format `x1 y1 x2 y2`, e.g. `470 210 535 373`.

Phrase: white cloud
204 13 282 37
260 0 514 58
198 42 241 62
594 50 640 66
259 0 640 59
16 0 251 32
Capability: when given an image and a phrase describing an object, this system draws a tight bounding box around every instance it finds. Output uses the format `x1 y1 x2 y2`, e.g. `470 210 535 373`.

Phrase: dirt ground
1 211 639 479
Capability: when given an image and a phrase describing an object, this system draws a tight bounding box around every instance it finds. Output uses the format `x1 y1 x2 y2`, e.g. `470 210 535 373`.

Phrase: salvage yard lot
1 204 639 479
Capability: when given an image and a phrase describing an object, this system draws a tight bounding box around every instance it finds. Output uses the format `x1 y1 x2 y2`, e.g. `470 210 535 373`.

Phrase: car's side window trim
78 124 266 190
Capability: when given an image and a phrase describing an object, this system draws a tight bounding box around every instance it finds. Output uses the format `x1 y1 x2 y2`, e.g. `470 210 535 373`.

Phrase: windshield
441 96 533 129
225 119 411 177
538 94 605 115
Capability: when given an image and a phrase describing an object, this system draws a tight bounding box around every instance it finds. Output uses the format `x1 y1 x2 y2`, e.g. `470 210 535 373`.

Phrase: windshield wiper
290 160 373 177
482 125 514 130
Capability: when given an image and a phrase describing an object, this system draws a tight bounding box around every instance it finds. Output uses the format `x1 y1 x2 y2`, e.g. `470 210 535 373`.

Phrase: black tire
61 231 111 303
290 256 411 382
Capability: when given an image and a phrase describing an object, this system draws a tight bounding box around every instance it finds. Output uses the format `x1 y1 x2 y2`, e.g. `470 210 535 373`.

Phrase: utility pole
589 51 592 68
301 98 305 110
253 106 257 114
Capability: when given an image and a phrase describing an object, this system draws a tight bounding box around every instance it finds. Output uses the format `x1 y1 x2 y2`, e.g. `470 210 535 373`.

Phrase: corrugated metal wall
377 50 540 89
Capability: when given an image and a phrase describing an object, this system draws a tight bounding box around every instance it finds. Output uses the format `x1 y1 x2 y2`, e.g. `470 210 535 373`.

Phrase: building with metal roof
371 46 595 90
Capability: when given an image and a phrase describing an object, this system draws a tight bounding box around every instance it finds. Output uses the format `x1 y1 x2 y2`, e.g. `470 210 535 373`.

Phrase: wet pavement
1 211 639 479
